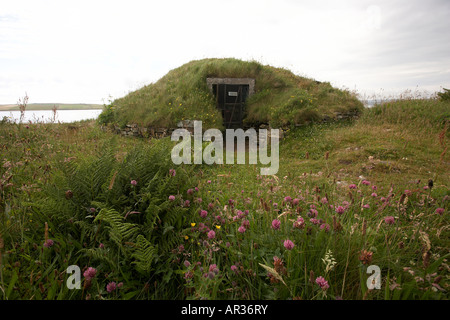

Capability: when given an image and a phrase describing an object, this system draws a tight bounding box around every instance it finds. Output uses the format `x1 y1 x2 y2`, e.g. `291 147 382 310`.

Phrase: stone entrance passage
207 78 255 129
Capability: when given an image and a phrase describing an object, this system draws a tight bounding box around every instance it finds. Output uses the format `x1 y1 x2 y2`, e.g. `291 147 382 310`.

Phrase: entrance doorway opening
207 78 255 129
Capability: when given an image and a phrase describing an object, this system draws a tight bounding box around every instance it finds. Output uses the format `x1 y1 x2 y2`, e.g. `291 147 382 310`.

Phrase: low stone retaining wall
114 123 284 140
113 112 358 139
114 124 177 138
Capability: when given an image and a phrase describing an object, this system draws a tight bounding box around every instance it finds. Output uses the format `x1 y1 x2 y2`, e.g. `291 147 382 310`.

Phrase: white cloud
0 0 449 103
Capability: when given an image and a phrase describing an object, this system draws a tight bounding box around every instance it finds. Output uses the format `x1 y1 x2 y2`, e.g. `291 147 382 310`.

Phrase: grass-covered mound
100 58 364 130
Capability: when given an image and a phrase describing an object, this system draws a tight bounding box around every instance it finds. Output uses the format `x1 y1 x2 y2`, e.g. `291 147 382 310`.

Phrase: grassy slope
0 103 103 111
108 58 363 129
278 98 450 186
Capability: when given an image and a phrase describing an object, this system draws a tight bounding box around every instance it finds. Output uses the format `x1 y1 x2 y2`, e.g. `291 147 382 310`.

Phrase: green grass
0 103 103 111
101 58 363 130
0 98 448 300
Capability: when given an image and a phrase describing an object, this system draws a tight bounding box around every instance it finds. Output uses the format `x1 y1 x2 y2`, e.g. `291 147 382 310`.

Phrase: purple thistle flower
106 282 117 293
207 230 216 239
384 216 395 225
315 276 329 290
435 208 445 215
238 226 246 234
335 206 345 215
241 219 250 228
271 219 281 230
43 239 54 248
293 216 305 229
283 239 295 250
200 210 208 218
209 264 219 274
83 267 97 281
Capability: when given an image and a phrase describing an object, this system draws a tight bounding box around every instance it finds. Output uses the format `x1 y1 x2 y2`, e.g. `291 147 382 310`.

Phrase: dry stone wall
113 111 358 139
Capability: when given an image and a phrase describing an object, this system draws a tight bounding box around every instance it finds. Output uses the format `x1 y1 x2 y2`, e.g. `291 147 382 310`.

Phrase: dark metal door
214 84 249 129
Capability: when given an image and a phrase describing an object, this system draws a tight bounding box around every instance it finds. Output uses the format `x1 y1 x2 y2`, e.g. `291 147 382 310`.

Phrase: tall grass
0 97 448 300
17 93 29 123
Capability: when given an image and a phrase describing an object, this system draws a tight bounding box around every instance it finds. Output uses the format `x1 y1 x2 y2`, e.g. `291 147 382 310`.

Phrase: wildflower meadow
0 96 448 302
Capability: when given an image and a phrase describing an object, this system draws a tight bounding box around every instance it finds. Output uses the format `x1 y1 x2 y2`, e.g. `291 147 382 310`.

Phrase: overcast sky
1 0 449 104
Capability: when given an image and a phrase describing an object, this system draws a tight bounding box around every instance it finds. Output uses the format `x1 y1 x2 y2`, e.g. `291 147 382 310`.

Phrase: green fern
73 220 98 241
27 137 196 295
94 208 140 245
79 247 117 268
132 234 158 275
67 148 116 206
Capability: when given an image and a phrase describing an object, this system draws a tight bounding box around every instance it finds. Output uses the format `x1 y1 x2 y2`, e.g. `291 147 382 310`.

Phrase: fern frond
79 247 117 268
132 235 158 275
73 220 97 240
94 208 140 243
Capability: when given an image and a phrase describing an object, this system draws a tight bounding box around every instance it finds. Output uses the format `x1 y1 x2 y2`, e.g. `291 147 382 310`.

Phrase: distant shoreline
0 103 103 111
